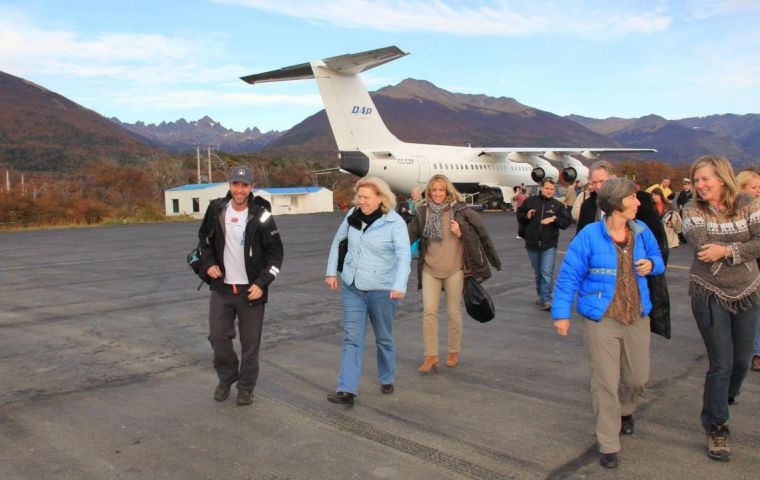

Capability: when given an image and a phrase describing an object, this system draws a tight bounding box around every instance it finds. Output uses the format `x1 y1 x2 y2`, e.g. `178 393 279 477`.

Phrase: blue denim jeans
337 282 397 395
527 247 557 304
691 294 758 429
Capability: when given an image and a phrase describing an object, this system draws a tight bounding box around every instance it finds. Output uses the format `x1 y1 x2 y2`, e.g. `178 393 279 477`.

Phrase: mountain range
1 70 757 172
0 71 157 171
111 116 282 153
567 113 760 165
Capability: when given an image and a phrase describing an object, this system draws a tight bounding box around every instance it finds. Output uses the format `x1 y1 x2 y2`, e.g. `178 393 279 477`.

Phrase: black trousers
208 288 265 391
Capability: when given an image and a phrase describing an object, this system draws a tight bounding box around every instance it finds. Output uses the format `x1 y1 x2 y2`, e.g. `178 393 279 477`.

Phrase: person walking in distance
198 165 284 406
517 179 571 310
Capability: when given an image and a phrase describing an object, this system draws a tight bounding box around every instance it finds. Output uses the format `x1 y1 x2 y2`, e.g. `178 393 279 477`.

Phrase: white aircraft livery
242 46 656 207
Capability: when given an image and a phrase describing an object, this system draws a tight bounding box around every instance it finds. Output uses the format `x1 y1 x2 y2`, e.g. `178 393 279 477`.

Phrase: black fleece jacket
516 194 571 251
198 193 283 304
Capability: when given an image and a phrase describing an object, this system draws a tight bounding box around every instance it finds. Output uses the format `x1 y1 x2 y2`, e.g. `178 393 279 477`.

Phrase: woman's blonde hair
736 170 760 192
689 155 739 216
353 176 396 214
422 174 464 205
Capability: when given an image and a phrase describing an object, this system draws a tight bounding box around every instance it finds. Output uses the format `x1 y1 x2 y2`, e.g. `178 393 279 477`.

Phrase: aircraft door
417 156 431 183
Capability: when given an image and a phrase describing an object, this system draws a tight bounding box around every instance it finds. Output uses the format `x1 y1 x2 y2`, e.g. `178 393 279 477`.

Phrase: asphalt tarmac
1 211 758 479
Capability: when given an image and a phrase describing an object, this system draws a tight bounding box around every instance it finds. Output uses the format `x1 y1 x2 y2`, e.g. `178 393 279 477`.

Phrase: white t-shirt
223 203 249 284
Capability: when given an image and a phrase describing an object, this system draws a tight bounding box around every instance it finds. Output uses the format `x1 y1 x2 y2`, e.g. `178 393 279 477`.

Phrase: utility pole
5 169 10 192
207 147 212 183
196 146 201 184
21 173 25 196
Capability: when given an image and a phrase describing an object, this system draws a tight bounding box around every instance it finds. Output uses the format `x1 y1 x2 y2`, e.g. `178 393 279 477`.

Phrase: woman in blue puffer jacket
324 176 411 406
552 178 665 469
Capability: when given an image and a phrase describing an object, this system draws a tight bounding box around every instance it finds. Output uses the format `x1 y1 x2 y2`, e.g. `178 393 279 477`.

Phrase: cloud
0 7 238 85
686 0 760 19
213 0 671 37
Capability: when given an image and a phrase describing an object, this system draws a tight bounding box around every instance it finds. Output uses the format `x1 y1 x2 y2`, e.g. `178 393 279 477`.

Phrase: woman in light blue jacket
552 178 664 469
324 176 411 406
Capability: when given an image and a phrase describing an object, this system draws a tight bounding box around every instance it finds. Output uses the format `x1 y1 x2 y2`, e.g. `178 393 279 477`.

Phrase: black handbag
647 273 671 339
463 276 495 323
337 238 348 273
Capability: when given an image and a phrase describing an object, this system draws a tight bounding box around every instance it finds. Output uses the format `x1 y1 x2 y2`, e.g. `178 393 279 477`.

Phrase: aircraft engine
531 167 545 183
562 167 577 183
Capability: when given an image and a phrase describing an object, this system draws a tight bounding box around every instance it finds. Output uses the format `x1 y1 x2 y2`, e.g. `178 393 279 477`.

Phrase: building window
192 198 200 213
172 199 179 213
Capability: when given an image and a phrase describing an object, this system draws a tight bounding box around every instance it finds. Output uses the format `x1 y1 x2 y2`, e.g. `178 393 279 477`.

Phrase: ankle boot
445 352 458 367
418 355 439 373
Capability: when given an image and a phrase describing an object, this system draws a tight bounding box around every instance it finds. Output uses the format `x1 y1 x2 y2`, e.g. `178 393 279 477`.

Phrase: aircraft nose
339 151 369 177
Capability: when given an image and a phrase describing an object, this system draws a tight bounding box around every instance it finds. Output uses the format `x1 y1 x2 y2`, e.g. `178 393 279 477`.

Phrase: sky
1 0 758 132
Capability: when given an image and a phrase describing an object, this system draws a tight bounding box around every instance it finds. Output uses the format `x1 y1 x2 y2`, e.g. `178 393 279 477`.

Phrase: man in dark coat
576 161 668 264
198 165 284 405
576 160 671 338
517 179 571 310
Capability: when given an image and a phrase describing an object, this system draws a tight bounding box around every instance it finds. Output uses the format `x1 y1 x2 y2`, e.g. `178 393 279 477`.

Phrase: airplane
241 46 656 208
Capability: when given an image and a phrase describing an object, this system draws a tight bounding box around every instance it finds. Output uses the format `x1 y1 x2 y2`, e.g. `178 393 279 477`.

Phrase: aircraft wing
479 148 656 160
241 46 408 84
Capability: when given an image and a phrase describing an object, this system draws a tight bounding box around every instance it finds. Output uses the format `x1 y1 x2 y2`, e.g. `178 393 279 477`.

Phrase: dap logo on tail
351 106 373 116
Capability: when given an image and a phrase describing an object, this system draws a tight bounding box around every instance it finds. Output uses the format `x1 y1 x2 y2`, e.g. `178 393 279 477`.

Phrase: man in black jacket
517 179 571 310
576 160 672 339
198 165 284 406
576 161 668 264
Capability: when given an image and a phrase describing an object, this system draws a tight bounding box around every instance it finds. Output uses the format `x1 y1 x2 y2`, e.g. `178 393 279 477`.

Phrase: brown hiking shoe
752 355 760 371
707 423 731 461
213 382 231 402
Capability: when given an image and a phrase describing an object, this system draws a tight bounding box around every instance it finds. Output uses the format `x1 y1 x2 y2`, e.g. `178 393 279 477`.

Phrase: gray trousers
208 288 265 391
583 316 651 454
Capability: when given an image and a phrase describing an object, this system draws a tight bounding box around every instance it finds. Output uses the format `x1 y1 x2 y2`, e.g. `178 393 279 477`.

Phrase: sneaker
327 391 355 406
213 382 231 402
381 384 394 394
752 355 760 371
236 389 253 406
706 423 731 461
541 301 552 311
621 415 635 435
600 452 618 469
728 396 737 406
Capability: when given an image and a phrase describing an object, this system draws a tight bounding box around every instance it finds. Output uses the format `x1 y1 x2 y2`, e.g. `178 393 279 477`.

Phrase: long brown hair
422 174 465 205
689 156 738 216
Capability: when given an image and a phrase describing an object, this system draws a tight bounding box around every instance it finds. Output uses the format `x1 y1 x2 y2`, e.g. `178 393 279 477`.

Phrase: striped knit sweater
682 193 760 313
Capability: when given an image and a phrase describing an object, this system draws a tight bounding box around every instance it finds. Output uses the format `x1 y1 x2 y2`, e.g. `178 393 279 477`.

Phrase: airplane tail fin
241 46 408 152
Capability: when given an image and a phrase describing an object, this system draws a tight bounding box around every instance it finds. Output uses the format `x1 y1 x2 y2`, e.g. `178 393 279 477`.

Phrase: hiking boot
600 452 618 469
542 301 552 311
213 382 231 402
381 384 394 394
621 415 635 435
327 391 355 406
236 389 253 406
706 423 731 461
752 355 760 371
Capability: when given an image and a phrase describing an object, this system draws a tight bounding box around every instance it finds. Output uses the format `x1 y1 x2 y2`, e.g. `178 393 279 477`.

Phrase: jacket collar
601 218 645 240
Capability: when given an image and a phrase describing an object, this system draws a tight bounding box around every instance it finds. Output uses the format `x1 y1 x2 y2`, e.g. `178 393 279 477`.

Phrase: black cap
228 165 253 184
